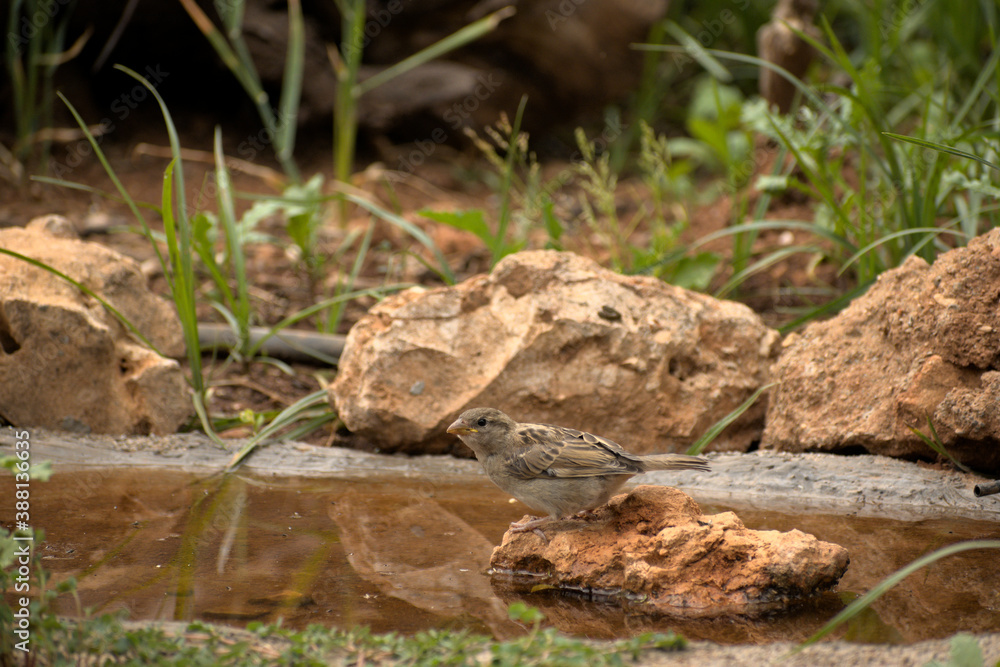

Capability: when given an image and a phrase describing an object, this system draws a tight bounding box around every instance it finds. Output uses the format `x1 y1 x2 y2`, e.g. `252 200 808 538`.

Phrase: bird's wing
506 424 641 479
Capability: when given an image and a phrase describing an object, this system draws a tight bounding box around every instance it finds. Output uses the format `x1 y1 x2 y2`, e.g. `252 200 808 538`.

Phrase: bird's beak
447 418 476 435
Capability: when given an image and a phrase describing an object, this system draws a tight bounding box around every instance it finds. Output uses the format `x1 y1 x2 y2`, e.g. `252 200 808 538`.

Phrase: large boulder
0 217 191 435
331 250 780 455
764 228 1000 472
490 485 850 615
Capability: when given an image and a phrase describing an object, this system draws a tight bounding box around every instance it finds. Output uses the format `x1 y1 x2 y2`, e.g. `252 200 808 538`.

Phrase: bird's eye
477 418 487 427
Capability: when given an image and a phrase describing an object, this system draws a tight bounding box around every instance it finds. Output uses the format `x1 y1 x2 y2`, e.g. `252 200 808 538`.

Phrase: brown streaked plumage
447 407 709 534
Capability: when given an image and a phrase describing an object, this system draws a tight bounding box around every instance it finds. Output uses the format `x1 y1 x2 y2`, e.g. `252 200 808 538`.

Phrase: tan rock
330 250 779 455
0 218 191 435
764 228 1000 472
489 485 849 616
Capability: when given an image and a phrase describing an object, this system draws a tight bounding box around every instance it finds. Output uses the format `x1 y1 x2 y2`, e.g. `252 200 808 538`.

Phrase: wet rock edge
4 427 995 523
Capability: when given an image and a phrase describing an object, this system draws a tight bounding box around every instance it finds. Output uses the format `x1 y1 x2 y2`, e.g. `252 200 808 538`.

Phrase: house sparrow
447 407 709 535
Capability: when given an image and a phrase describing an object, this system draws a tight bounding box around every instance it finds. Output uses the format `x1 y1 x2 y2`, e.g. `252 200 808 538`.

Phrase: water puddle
5 469 1000 644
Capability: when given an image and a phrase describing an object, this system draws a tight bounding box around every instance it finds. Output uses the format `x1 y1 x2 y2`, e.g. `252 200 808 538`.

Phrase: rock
26 213 79 238
489 485 849 616
0 219 191 435
330 250 780 455
764 228 1000 472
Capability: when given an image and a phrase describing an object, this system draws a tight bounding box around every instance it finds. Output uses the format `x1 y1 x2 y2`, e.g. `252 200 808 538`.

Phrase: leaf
506 602 545 624
668 252 720 291
30 460 53 482
419 208 491 240
755 174 790 194
541 198 563 245
948 633 986 667
287 211 314 253
529 584 557 593
191 211 217 253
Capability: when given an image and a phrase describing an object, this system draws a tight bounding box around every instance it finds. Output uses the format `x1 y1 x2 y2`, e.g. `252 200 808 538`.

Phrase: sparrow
447 407 709 535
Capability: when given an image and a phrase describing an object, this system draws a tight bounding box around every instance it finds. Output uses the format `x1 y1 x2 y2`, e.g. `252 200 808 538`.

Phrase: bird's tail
640 453 710 472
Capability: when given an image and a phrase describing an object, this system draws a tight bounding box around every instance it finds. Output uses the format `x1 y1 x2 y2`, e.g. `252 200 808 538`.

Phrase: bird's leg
509 515 547 531
509 515 552 541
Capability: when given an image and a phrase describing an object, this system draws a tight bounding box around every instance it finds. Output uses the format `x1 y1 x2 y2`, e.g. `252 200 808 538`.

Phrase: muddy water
5 469 1000 644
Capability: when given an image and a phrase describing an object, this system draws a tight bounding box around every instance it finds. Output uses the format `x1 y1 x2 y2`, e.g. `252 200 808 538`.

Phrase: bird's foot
509 516 551 541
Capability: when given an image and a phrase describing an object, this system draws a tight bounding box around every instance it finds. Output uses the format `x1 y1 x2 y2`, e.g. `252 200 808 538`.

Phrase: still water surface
7 469 1000 644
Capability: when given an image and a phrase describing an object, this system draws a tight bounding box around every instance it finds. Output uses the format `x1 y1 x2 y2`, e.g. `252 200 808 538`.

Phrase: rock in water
489 485 849 616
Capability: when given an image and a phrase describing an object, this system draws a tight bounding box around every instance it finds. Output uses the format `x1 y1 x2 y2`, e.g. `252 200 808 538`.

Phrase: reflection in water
329 488 519 638
2 469 999 644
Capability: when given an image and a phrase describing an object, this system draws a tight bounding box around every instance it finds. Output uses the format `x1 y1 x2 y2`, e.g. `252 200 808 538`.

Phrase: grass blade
224 388 331 469
54 93 164 267
685 383 773 456
908 415 973 474
790 540 1000 655
494 95 529 265
177 0 299 180
114 64 222 440
714 244 824 299
159 159 205 395
0 248 159 354
355 7 515 96
325 218 375 334
838 227 966 276
777 280 873 334
213 126 252 354
276 0 304 169
343 192 455 283
883 132 1000 172
662 21 732 82
332 0 365 203
246 285 410 360
686 220 859 255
